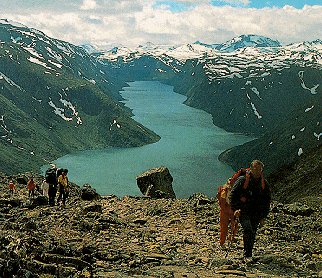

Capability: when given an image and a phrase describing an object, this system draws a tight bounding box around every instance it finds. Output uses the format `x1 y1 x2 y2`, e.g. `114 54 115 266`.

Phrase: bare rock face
136 167 176 199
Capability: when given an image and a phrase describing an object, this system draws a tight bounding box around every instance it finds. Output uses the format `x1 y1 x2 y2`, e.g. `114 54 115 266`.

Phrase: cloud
215 0 250 6
80 0 97 10
2 1 321 48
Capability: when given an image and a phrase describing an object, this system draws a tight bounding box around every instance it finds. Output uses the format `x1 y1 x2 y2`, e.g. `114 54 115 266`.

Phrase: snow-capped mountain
0 18 320 175
215 34 281 52
96 34 321 174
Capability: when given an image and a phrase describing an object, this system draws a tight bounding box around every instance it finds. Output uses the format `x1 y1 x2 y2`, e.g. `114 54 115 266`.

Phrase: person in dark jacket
229 160 271 261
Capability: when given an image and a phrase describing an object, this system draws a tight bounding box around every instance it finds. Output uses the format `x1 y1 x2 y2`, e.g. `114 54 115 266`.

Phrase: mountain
0 19 160 174
96 35 321 175
215 34 281 52
1 20 320 176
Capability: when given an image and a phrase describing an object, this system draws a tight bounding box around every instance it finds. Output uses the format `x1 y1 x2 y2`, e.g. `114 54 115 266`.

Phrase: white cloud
216 0 250 5
2 1 322 48
80 0 98 10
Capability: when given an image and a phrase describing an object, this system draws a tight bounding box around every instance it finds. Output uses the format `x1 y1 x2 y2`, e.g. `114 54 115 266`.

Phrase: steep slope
268 145 321 204
0 20 160 174
218 94 321 174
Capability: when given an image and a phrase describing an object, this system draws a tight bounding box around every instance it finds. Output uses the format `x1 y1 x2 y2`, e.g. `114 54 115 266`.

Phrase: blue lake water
45 81 253 198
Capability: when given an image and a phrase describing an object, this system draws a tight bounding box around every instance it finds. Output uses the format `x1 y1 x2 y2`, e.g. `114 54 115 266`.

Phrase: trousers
239 214 260 257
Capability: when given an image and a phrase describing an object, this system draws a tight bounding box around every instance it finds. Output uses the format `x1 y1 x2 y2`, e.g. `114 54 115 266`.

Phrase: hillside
1 142 320 277
0 172 321 277
0 20 160 174
268 145 322 203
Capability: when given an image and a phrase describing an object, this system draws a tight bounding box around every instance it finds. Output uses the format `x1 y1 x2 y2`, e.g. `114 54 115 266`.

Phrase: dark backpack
56 168 68 178
45 168 57 185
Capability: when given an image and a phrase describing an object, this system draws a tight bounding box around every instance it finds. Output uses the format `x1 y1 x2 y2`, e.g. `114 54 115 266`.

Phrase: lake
46 81 252 198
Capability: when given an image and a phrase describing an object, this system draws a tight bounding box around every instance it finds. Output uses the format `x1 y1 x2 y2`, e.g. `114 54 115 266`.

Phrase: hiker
27 177 36 198
217 178 239 247
229 160 271 262
8 180 16 195
46 165 58 206
57 169 69 206
41 179 49 197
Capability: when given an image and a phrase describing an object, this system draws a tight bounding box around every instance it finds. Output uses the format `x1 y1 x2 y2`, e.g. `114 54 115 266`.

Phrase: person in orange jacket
27 177 36 198
217 178 239 247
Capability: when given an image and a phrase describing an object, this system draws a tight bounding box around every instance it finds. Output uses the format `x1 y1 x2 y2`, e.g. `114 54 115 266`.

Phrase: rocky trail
0 172 321 277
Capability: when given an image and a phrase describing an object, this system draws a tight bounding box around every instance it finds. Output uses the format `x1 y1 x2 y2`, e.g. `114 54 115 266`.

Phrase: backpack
217 167 265 206
56 168 63 178
217 184 233 206
45 168 57 185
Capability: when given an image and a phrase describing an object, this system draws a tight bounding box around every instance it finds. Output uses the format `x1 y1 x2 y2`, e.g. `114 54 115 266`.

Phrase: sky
0 0 321 49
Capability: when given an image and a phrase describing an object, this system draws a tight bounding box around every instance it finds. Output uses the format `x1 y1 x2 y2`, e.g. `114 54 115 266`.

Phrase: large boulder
136 167 176 199
81 184 100 201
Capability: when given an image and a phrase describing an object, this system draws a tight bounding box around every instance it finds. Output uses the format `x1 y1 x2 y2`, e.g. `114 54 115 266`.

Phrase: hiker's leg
57 185 63 204
240 214 254 257
230 217 239 241
220 209 230 246
249 217 260 254
62 189 67 205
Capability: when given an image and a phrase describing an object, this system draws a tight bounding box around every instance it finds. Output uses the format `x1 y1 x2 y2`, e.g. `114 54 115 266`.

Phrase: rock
133 219 147 225
83 203 102 214
282 202 314 216
31 195 48 207
16 176 28 185
24 220 37 231
136 167 176 199
81 184 100 201
16 269 38 278
217 269 246 276
0 199 21 208
188 193 212 207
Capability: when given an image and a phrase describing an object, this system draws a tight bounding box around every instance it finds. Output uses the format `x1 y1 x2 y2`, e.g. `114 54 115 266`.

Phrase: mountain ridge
0 21 160 174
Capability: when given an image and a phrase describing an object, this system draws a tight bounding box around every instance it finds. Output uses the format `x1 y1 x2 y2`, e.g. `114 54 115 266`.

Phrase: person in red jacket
27 177 36 198
217 178 239 247
230 160 271 262
8 180 16 195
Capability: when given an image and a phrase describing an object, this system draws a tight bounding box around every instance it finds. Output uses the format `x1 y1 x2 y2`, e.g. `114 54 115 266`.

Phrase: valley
0 19 321 186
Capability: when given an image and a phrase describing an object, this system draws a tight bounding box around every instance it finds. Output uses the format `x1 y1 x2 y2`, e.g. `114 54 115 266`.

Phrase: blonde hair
251 160 264 169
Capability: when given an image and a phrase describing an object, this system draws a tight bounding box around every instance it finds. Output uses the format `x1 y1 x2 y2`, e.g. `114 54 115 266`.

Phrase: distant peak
216 34 281 52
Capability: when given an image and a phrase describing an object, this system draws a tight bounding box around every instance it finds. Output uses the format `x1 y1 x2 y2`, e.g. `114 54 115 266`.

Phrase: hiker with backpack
57 169 69 206
229 160 271 262
217 178 239 248
46 164 58 206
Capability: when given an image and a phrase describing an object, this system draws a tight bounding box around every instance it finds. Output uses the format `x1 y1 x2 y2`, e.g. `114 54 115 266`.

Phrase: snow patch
298 71 319 95
110 119 122 130
298 148 303 156
250 102 262 119
251 87 262 99
48 100 73 122
314 132 321 140
304 106 314 112
28 57 53 70
0 72 23 91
